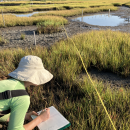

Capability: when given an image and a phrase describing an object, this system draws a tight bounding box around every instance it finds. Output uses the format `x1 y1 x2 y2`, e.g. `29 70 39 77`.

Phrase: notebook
31 106 71 130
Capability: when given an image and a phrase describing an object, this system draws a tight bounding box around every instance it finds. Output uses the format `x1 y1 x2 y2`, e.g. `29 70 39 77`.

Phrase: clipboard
31 106 71 130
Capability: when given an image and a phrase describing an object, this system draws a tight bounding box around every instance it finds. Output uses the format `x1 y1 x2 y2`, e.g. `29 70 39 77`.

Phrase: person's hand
25 111 38 121
39 108 50 122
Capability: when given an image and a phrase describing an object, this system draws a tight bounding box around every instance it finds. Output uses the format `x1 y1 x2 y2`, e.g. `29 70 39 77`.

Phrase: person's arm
25 111 38 121
23 108 50 130
23 116 42 130
9 96 50 130
7 111 38 122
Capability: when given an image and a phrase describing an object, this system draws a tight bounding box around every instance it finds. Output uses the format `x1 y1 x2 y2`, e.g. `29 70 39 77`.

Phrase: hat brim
8 67 53 85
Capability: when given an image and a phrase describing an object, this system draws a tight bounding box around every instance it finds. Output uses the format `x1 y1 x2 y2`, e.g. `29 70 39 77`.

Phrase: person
0 55 53 130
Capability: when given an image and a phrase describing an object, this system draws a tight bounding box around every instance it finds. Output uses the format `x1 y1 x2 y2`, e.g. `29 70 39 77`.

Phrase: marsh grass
20 33 25 40
123 2 130 7
0 35 8 46
0 0 86 6
0 0 124 28
0 30 130 129
0 15 68 27
32 6 118 17
0 0 121 13
0 5 117 28
36 21 62 34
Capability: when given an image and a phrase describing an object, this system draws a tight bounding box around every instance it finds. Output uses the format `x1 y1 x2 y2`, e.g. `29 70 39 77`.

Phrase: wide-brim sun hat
8 55 53 85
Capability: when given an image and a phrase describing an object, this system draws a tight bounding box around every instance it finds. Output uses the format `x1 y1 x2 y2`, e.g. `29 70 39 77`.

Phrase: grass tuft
36 21 63 34
20 33 25 40
0 35 8 46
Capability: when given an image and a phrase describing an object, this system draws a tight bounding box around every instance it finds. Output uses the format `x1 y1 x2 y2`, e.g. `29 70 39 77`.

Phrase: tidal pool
72 14 130 26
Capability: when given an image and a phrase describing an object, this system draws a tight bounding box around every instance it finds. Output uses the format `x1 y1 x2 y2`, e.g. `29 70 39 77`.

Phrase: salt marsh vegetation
0 30 130 129
0 15 68 27
1 0 130 129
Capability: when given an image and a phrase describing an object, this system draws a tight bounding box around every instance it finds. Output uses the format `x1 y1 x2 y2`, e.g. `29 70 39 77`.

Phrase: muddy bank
1 7 130 50
0 21 91 50
0 6 130 88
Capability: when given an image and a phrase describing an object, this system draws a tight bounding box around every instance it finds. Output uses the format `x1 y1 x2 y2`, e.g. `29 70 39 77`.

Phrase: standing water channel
11 11 48 17
72 13 130 26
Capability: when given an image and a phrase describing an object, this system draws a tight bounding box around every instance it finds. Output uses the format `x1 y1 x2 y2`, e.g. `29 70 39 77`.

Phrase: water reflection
73 14 129 26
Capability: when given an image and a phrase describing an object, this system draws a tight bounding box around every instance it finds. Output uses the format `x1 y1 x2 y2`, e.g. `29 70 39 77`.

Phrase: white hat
8 55 53 85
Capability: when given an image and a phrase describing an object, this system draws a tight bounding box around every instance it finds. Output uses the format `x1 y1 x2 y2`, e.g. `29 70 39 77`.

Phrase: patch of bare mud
78 67 130 89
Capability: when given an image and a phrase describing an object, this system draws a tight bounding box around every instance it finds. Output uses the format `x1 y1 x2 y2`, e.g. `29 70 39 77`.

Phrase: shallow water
72 13 130 26
13 11 48 17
